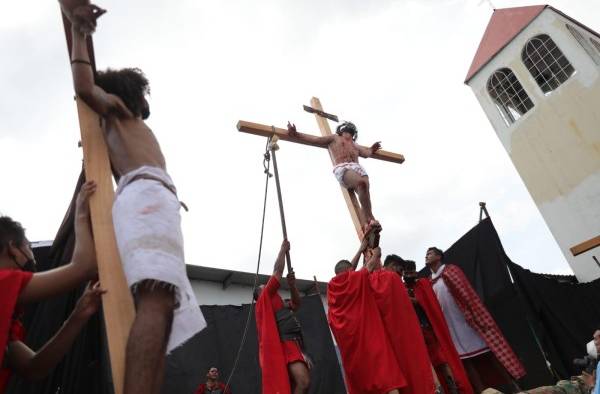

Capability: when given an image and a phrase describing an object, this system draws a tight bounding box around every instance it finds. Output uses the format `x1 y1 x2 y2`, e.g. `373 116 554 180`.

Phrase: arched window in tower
487 68 534 126
566 24 600 65
522 34 575 94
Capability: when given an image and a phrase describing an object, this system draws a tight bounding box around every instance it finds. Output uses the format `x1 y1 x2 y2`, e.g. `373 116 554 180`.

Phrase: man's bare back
103 117 166 176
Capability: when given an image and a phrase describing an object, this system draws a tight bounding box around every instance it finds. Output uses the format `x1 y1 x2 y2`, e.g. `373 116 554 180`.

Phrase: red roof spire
465 5 547 83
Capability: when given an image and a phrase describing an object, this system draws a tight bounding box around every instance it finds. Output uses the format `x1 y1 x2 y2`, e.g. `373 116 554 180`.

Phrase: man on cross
287 121 382 233
59 2 206 393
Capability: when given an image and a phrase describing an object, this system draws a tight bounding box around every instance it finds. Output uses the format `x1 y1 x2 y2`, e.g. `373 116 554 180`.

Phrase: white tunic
431 265 489 359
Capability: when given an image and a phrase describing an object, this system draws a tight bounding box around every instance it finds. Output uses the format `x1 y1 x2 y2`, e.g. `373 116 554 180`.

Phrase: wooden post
61 12 134 393
309 97 364 239
76 100 134 394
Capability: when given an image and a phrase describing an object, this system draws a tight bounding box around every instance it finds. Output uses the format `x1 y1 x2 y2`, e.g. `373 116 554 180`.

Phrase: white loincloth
332 162 368 188
431 265 489 359
112 165 206 353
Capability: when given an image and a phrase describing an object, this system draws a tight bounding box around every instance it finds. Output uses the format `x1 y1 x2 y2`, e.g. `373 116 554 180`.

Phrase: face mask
142 106 150 120
587 340 598 359
11 248 37 273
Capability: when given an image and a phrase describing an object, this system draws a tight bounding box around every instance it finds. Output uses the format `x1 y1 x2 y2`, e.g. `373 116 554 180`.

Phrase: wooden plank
310 97 364 239
570 235 600 256
61 11 134 394
237 121 405 164
76 99 134 394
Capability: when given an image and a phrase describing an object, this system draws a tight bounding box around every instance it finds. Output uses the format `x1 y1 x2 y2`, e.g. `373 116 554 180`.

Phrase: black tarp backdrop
163 295 346 394
420 218 555 389
508 262 600 378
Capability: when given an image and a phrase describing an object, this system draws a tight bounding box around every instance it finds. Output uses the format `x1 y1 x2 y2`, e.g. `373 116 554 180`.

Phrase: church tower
465 5 600 282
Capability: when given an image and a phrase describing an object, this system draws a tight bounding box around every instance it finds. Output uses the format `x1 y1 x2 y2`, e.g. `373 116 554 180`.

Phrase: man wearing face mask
0 181 102 393
59 2 207 393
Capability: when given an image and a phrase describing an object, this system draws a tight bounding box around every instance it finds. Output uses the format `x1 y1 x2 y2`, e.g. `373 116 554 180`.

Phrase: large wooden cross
60 13 134 394
237 97 405 239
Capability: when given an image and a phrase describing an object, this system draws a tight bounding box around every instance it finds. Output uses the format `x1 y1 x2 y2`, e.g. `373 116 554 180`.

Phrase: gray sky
2 0 599 282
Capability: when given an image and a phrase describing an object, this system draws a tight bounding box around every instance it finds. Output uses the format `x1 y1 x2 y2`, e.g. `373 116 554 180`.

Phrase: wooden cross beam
237 97 405 239
60 12 134 394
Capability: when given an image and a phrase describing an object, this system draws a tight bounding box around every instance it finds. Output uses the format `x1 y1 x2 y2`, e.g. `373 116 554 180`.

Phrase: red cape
255 284 290 394
441 265 526 380
414 278 473 394
369 270 435 394
327 269 406 394
0 269 33 393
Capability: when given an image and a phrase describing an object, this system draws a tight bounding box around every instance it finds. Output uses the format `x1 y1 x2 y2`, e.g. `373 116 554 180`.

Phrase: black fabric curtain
162 295 346 394
508 262 600 378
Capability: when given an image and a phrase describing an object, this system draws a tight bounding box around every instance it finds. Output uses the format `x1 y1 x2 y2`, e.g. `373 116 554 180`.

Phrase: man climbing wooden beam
58 2 206 393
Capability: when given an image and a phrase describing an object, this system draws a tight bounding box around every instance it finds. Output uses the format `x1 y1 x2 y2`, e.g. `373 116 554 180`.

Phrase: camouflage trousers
483 377 591 394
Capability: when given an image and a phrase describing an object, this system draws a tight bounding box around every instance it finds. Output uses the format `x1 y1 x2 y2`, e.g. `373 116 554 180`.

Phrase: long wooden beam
309 97 365 238
61 12 134 394
570 235 600 256
237 121 405 164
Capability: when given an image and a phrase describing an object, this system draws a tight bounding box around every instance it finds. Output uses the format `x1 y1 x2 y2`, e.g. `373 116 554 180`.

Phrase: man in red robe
254 239 310 394
371 250 436 394
327 240 405 394
426 247 525 392
402 259 473 394
0 181 102 393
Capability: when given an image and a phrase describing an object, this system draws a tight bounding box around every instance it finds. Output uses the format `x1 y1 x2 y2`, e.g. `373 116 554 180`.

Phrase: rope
224 136 273 391
270 127 292 272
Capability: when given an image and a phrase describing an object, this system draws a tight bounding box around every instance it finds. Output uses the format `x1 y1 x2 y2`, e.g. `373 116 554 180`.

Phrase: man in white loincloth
60 3 206 393
287 121 382 233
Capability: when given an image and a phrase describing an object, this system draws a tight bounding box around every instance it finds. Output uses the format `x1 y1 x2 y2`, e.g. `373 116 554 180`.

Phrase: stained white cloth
332 162 368 188
113 165 206 353
431 265 489 359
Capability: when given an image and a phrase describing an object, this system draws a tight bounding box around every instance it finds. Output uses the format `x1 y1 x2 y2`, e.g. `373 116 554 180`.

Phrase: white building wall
468 9 600 281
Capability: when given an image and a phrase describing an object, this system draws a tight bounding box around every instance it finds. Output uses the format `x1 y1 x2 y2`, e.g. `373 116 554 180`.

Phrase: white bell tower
465 5 600 282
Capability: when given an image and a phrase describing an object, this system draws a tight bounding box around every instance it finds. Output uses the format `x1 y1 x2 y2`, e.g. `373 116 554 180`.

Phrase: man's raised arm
358 141 382 158
349 237 369 271
287 122 334 147
62 3 131 118
272 239 290 281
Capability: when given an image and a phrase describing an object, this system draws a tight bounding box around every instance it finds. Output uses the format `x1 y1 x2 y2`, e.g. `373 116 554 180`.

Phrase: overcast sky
2 0 599 282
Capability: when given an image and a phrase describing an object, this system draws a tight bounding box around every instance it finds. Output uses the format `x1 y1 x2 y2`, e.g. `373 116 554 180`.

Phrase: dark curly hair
95 68 150 119
0 216 26 254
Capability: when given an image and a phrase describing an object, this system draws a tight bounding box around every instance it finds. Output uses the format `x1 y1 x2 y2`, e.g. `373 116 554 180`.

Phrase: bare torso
102 117 166 176
328 135 360 165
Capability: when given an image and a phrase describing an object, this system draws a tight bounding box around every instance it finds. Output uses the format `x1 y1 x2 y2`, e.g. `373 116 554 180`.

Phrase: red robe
413 278 473 394
256 276 305 394
328 269 406 394
0 269 33 393
439 265 526 380
369 270 435 394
